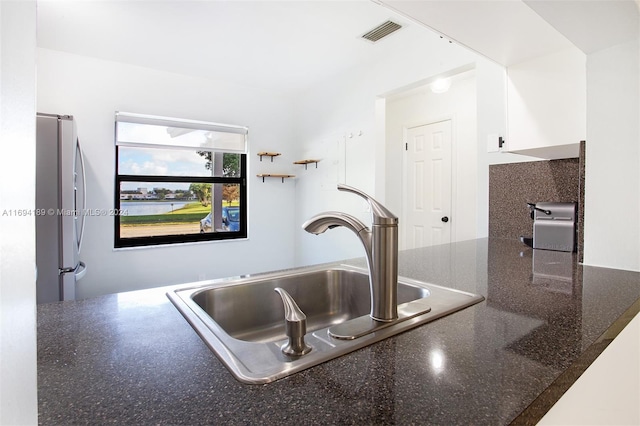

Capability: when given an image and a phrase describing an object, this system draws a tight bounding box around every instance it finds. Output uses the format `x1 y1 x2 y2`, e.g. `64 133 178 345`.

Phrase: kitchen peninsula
37 238 640 425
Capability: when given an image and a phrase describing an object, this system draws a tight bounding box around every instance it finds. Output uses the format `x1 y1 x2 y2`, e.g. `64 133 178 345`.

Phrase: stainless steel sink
167 264 484 384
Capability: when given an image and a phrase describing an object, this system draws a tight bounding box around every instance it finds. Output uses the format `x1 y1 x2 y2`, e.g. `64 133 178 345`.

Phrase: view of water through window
121 201 191 216
118 182 240 239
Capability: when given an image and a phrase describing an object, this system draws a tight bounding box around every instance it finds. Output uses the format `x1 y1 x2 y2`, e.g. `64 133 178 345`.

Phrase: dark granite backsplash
489 144 586 260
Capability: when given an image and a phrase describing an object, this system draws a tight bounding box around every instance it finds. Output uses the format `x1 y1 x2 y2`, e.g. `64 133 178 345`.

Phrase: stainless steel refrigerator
36 113 87 303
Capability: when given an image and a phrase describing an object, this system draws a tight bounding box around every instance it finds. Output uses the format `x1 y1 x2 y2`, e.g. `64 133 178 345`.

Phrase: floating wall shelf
257 152 281 162
257 174 295 183
294 159 321 170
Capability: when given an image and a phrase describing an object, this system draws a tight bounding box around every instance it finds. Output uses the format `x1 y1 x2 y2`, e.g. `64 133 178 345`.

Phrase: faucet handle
274 288 312 356
337 184 397 225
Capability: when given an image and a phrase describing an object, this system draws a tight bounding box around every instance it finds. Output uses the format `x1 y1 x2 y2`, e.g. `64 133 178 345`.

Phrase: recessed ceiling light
431 78 452 94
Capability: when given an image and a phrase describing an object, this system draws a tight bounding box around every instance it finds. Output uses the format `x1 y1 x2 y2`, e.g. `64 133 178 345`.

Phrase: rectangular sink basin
191 268 428 343
168 264 484 384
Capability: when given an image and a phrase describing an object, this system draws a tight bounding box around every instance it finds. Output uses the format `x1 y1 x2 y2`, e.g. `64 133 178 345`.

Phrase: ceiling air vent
361 20 402 43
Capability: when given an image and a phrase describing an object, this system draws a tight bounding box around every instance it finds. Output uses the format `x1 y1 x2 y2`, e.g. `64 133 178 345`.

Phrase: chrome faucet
303 184 399 322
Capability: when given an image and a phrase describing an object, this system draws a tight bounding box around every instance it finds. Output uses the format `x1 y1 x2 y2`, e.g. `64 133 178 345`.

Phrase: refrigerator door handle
76 138 87 253
75 261 87 281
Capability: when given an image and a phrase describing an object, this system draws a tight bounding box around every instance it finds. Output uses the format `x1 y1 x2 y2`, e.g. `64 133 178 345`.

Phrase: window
114 112 247 248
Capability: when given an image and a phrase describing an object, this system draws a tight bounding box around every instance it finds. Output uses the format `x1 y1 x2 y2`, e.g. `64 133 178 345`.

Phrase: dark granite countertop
37 238 640 425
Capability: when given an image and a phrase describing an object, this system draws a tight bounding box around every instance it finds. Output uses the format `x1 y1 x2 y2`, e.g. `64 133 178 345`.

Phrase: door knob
441 216 449 223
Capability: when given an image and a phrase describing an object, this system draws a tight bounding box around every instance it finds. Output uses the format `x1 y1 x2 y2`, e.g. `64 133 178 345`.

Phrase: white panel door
404 120 452 249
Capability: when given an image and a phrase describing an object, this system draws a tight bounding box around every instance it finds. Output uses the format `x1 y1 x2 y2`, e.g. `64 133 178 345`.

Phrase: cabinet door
506 47 586 159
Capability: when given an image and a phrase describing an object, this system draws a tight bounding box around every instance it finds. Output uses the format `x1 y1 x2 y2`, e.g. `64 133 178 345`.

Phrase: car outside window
114 112 247 248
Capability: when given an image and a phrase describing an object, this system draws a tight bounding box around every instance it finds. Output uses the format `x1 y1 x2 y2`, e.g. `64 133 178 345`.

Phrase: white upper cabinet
505 47 586 159
379 0 588 160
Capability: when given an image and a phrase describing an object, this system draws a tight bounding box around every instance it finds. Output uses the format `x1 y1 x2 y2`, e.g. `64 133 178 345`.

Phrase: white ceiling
381 0 576 66
379 0 638 66
36 0 441 95
38 0 637 94
523 0 639 54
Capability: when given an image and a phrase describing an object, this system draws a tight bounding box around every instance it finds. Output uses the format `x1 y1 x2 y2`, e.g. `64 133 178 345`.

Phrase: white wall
583 39 640 271
37 48 298 298
0 1 39 424
292 30 507 266
384 71 478 248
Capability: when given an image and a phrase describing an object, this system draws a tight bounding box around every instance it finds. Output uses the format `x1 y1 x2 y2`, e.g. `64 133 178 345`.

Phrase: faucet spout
303 211 370 240
302 186 399 322
303 211 373 279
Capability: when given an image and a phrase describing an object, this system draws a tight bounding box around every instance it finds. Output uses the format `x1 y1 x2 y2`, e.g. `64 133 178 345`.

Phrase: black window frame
114 114 248 248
